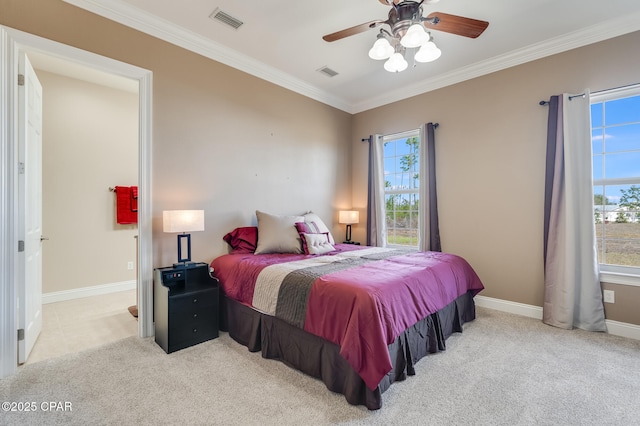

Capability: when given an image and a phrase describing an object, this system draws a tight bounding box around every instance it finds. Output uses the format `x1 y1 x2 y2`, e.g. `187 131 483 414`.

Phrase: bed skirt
220 291 477 410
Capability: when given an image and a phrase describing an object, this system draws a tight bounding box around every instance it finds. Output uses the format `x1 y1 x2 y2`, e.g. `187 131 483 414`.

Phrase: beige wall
352 31 640 326
38 70 138 293
2 1 638 325
0 0 352 269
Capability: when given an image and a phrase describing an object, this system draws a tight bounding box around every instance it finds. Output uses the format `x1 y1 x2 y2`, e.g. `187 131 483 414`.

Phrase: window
591 86 640 278
382 130 420 247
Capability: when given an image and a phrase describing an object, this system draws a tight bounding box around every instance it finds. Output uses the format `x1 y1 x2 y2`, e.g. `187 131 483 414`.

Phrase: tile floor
23 289 139 366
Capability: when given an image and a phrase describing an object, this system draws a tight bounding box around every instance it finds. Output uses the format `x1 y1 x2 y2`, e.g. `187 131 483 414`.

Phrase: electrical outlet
603 289 615 304
127 261 134 270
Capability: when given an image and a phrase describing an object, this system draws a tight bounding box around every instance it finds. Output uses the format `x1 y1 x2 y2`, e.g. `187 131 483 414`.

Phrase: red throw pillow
223 226 258 253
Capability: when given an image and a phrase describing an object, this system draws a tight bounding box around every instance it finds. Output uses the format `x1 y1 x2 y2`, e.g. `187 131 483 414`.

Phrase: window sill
599 271 640 287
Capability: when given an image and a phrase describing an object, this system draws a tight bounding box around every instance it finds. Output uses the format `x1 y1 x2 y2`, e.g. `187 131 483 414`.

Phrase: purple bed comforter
211 245 484 390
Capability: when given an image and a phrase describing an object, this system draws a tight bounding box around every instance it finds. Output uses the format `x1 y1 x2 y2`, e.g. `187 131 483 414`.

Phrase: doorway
0 26 153 378
26 53 139 364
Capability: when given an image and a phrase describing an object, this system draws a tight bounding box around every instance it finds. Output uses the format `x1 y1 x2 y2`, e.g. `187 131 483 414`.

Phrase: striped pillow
302 212 335 244
295 221 334 255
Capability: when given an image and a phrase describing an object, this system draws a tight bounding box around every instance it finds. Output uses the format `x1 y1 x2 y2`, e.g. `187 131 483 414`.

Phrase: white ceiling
64 0 640 113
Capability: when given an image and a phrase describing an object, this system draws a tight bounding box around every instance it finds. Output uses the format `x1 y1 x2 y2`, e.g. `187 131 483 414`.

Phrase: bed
210 212 484 410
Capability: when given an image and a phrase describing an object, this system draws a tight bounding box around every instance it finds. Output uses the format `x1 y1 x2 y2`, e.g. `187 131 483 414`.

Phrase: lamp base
344 224 352 243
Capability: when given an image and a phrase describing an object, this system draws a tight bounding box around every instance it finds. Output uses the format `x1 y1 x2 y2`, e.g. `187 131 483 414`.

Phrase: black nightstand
154 262 219 353
343 241 361 245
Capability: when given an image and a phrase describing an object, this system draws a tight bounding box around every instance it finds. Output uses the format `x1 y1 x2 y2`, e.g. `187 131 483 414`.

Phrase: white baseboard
475 295 543 320
474 295 640 341
43 280 136 304
605 319 640 340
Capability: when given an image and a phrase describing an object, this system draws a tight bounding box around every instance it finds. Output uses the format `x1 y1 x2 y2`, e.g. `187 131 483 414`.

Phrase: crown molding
65 1 640 115
63 0 352 112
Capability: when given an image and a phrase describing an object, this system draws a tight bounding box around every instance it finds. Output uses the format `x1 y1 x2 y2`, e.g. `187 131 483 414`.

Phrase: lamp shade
368 38 394 60
414 41 441 63
163 210 205 233
384 52 408 73
339 210 360 225
400 23 430 48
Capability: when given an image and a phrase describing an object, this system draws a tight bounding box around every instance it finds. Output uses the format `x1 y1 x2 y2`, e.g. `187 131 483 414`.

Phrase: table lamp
339 210 359 244
163 210 204 268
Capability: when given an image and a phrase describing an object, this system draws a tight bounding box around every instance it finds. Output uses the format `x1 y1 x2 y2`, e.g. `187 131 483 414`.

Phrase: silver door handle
40 236 49 241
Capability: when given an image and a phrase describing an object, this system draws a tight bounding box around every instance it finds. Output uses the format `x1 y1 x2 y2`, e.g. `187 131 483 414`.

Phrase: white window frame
381 129 421 248
591 84 640 286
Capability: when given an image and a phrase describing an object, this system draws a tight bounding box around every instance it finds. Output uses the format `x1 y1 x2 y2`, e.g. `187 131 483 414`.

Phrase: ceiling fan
322 0 489 72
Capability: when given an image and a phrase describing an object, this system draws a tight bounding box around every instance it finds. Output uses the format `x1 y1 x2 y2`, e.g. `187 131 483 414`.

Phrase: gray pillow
254 210 304 254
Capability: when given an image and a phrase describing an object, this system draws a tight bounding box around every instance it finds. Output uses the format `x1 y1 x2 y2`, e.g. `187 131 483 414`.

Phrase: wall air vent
317 66 339 78
209 8 244 30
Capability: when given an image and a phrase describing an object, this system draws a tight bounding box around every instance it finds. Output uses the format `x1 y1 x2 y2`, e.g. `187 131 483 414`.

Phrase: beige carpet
1 307 639 425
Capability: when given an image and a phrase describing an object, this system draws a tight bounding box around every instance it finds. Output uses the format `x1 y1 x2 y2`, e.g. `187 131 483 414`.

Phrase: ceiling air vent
317 66 339 78
209 8 244 30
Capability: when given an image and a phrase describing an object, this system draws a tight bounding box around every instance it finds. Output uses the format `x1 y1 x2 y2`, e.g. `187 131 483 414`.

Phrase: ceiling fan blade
322 20 386 42
424 12 489 38
378 0 400 5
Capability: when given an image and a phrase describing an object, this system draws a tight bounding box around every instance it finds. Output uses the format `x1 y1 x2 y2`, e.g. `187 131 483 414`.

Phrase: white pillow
255 210 304 254
303 211 335 244
301 233 335 255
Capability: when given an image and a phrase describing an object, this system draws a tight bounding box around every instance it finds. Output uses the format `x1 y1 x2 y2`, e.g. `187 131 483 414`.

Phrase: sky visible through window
591 95 640 204
383 137 419 190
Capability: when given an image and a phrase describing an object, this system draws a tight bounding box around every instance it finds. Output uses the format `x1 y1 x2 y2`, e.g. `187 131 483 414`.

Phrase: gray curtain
543 92 606 332
419 123 441 252
366 134 384 247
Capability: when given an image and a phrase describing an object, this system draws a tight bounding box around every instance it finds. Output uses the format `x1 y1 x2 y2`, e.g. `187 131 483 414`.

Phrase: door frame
0 26 153 378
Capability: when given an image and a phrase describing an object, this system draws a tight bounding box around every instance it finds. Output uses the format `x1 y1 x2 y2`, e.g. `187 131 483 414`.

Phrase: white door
17 52 44 364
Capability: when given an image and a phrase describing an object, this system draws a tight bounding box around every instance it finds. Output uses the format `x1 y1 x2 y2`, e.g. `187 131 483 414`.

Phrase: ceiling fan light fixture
414 41 442 63
400 23 430 48
368 37 394 60
324 0 488 74
384 52 408 73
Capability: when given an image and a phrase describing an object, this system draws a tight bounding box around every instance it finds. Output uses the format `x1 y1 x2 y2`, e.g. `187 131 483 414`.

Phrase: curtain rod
539 82 640 105
361 123 439 142
539 94 585 106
